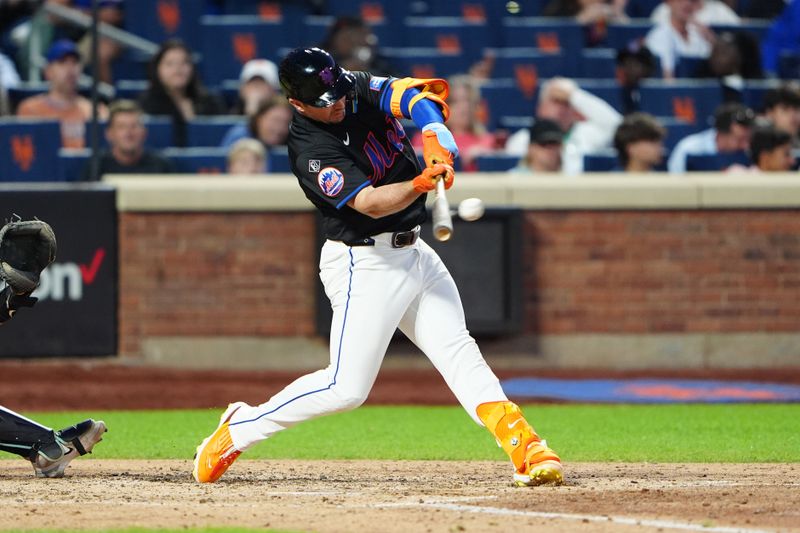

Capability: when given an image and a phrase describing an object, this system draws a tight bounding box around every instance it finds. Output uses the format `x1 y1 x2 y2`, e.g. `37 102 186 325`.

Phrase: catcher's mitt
0 218 57 295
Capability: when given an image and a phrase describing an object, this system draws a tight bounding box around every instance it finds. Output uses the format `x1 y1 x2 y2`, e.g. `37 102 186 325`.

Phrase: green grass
7 404 800 463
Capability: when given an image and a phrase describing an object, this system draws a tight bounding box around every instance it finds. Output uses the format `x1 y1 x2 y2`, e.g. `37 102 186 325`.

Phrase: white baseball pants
228 234 508 451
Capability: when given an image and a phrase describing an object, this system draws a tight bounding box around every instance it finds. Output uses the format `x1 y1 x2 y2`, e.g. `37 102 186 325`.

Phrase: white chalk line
364 497 775 533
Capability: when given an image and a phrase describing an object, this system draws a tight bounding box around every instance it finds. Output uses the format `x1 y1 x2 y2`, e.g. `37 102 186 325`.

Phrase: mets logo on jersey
318 167 345 197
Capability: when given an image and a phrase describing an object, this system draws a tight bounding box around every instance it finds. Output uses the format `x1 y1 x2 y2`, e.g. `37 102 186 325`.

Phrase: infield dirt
1 460 798 532
1 362 799 532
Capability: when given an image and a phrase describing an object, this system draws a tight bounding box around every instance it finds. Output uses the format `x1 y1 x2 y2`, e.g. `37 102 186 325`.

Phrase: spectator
759 0 800 77
505 77 623 175
645 0 714 80
227 138 267 174
320 16 395 75
247 96 292 148
760 83 800 146
616 41 657 114
412 75 495 171
700 31 763 102
68 0 125 84
0 50 21 115
220 60 281 147
509 119 564 174
667 102 755 173
749 125 795 172
650 0 739 26
542 0 628 46
16 39 105 149
138 39 225 147
81 99 174 180
17 0 122 82
613 112 667 172
232 59 280 116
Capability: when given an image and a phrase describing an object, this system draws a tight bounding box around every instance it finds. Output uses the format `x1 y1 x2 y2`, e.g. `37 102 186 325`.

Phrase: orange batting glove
421 123 459 168
412 163 455 193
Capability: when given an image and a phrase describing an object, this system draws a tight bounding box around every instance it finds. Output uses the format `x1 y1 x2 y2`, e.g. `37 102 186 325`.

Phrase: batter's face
289 97 347 124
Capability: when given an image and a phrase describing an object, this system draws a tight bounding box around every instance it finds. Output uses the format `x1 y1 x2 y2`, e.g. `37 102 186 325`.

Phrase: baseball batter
0 219 106 477
193 47 562 487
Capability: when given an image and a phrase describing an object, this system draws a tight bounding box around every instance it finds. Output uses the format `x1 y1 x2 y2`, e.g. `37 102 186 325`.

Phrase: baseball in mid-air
458 198 485 221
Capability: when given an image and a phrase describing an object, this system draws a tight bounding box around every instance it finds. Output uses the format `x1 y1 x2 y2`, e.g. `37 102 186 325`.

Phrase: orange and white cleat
192 402 246 483
513 439 563 487
476 401 564 487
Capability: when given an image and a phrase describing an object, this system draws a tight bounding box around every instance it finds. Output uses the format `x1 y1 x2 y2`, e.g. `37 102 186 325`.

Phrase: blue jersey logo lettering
363 116 408 184
318 167 345 197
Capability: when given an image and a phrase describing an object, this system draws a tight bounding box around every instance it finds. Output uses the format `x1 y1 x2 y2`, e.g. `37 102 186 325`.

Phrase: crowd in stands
2 0 800 182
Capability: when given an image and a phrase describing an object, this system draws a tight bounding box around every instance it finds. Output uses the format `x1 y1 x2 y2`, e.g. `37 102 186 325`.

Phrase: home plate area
0 460 797 532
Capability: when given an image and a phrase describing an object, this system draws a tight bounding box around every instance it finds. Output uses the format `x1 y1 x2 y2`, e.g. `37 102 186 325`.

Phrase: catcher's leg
0 405 63 461
398 240 562 486
0 406 107 478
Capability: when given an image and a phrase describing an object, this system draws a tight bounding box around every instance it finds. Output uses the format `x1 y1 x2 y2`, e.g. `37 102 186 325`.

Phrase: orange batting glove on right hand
412 163 455 193
421 123 459 168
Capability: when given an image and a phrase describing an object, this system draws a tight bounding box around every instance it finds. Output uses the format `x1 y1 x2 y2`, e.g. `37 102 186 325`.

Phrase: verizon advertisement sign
0 186 116 357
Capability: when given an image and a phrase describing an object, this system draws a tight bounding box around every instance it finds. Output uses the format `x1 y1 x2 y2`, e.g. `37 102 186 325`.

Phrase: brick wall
524 210 800 335
119 209 800 356
119 212 317 355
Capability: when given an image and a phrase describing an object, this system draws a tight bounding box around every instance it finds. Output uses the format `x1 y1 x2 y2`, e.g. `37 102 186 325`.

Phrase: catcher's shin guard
476 401 563 486
0 406 64 461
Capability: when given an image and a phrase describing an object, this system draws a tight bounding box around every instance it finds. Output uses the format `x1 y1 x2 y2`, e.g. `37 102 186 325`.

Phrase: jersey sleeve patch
318 167 345 197
369 76 387 91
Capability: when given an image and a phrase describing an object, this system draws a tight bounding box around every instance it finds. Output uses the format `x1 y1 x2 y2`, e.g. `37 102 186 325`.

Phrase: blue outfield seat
583 150 619 172
685 151 751 171
660 117 706 151
199 16 288 84
269 146 290 173
162 146 289 174
163 147 228 173
639 81 723 125
380 47 473 78
115 79 149 100
489 48 566 79
186 116 244 147
474 153 519 172
111 49 151 81
577 80 626 113
402 17 496 59
479 79 536 132
58 149 91 181
82 117 174 150
124 0 206 51
605 20 653 50
0 119 61 182
579 48 618 79
500 18 585 74
625 0 662 18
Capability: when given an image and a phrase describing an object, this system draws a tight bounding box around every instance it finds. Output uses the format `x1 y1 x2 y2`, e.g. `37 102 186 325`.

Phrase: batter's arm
348 164 454 218
348 182 421 218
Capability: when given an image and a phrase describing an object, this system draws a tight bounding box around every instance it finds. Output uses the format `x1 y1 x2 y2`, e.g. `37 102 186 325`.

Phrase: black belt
344 227 420 248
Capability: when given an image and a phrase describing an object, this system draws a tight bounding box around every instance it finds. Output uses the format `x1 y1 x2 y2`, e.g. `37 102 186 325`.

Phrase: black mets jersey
288 71 426 243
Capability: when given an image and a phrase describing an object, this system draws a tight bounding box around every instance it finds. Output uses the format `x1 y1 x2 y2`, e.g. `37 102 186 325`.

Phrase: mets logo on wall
318 167 344 197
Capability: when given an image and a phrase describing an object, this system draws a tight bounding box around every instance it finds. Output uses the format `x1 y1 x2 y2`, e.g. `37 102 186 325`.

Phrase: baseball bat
432 177 453 241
